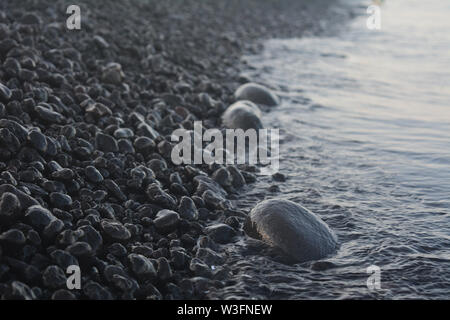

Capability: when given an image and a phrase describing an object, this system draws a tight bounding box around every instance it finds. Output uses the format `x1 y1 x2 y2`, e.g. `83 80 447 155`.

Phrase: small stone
19 169 40 182
196 248 225 266
202 190 227 209
221 100 263 130
51 168 74 180
43 219 65 238
49 192 73 208
148 159 167 176
27 230 41 246
101 220 131 240
134 136 155 153
169 172 183 184
157 257 172 281
50 249 79 269
101 63 124 85
8 281 36 300
103 265 126 283
204 223 237 244
170 247 189 269
78 225 103 252
154 209 180 233
118 139 135 154
20 13 42 25
25 205 56 230
268 185 280 192
272 172 286 182
83 281 113 300
0 229 26 245
178 196 198 221
227 166 246 188
212 167 232 187
85 102 112 118
131 245 153 257
104 179 126 201
0 83 12 102
114 128 134 139
43 265 67 288
95 132 118 153
111 274 138 293
85 166 104 183
27 130 47 153
108 243 127 257
0 192 20 219
146 183 176 208
189 258 213 278
35 105 65 124
128 253 157 278
234 82 280 106
66 241 93 256
51 289 77 300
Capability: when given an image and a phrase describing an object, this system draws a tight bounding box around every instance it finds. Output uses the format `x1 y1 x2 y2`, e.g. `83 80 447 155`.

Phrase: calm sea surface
214 0 450 299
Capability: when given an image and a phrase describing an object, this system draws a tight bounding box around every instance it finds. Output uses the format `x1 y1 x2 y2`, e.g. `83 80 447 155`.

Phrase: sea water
215 0 450 299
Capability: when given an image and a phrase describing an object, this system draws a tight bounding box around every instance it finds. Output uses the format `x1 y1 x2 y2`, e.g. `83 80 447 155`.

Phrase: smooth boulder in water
245 199 338 262
234 82 280 106
221 100 263 130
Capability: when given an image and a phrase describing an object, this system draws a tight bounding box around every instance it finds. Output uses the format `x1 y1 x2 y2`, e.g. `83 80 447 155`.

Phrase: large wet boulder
234 83 280 106
245 199 338 262
221 100 263 130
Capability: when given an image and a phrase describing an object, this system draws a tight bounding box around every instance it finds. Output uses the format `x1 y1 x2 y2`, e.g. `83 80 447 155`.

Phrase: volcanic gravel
0 0 344 299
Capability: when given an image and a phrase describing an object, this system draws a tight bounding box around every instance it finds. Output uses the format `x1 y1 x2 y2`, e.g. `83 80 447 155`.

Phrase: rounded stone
114 128 134 139
19 13 42 25
49 192 73 208
101 220 131 240
85 166 104 183
35 105 65 124
0 83 12 102
25 205 56 230
27 130 47 153
178 196 198 221
204 223 237 244
83 281 113 300
51 289 77 300
245 199 338 262
154 209 180 233
66 241 94 256
0 192 20 219
234 82 280 106
221 100 263 130
0 229 26 245
128 253 157 278
95 132 119 153
42 265 67 289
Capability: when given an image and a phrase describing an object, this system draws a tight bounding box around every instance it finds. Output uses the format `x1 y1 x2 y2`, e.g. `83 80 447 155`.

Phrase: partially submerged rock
221 100 263 130
245 199 338 262
234 83 280 106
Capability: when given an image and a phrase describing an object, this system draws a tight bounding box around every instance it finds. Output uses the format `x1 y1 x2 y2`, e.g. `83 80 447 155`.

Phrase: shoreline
0 0 351 299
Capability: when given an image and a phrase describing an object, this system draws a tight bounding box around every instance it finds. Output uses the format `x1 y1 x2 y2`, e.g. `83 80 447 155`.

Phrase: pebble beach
0 0 353 300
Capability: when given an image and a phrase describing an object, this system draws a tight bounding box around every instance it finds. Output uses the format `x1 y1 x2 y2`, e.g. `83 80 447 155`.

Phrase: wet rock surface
245 199 338 262
234 83 280 106
0 0 344 300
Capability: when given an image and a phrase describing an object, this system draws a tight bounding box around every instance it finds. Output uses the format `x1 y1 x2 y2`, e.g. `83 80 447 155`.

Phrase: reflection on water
213 0 450 299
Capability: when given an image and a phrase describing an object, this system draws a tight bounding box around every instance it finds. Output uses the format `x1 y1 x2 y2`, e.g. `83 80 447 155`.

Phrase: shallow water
214 0 450 299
